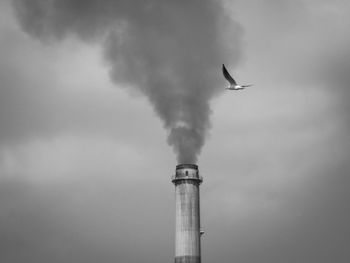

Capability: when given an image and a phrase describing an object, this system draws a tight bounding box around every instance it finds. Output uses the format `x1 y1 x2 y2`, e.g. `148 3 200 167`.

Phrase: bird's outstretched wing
222 64 237 85
242 84 253 88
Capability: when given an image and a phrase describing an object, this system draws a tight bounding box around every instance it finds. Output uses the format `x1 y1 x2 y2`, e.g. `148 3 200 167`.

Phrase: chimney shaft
172 164 203 263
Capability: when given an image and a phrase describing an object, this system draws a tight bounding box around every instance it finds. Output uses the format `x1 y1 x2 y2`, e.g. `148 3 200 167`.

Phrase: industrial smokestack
172 164 203 263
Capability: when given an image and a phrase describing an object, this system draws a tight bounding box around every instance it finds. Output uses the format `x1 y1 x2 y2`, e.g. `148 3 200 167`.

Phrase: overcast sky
1 0 350 263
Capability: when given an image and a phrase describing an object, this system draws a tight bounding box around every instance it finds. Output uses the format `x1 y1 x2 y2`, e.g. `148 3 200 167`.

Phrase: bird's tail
242 84 253 88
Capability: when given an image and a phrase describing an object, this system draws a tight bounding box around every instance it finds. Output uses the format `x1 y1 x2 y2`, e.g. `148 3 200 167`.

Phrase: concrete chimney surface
172 164 202 263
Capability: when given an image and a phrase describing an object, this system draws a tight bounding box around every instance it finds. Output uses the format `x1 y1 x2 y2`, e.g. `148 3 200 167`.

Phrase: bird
222 64 253 90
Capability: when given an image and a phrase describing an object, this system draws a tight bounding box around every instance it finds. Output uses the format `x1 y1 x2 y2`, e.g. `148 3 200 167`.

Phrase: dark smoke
12 0 243 164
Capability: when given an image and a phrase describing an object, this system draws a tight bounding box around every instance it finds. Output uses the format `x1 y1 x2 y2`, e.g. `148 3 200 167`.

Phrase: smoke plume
12 0 242 164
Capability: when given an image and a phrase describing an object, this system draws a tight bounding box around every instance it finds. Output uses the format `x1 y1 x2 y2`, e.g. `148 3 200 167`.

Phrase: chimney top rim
176 164 198 170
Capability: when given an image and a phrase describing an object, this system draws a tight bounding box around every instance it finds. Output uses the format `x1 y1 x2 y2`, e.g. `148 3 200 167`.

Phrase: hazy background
1 0 350 263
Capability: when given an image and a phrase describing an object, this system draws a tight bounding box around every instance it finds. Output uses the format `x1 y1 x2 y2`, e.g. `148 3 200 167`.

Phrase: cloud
0 170 175 263
0 14 164 151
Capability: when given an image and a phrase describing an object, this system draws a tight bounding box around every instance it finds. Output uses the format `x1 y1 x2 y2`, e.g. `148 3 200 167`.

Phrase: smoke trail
12 0 243 164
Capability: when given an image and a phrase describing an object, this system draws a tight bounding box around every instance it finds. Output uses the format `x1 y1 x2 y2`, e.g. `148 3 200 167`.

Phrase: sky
0 0 350 263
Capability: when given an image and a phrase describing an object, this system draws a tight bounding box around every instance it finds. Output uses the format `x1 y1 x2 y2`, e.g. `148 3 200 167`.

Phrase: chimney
172 164 203 263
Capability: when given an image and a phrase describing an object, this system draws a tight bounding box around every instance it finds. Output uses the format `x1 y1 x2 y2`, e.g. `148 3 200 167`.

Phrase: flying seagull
222 64 253 90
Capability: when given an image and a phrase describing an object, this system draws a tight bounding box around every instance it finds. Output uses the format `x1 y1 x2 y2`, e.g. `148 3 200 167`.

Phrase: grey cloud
0 172 175 263
0 178 112 263
311 47 350 126
0 22 164 151
12 0 243 164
